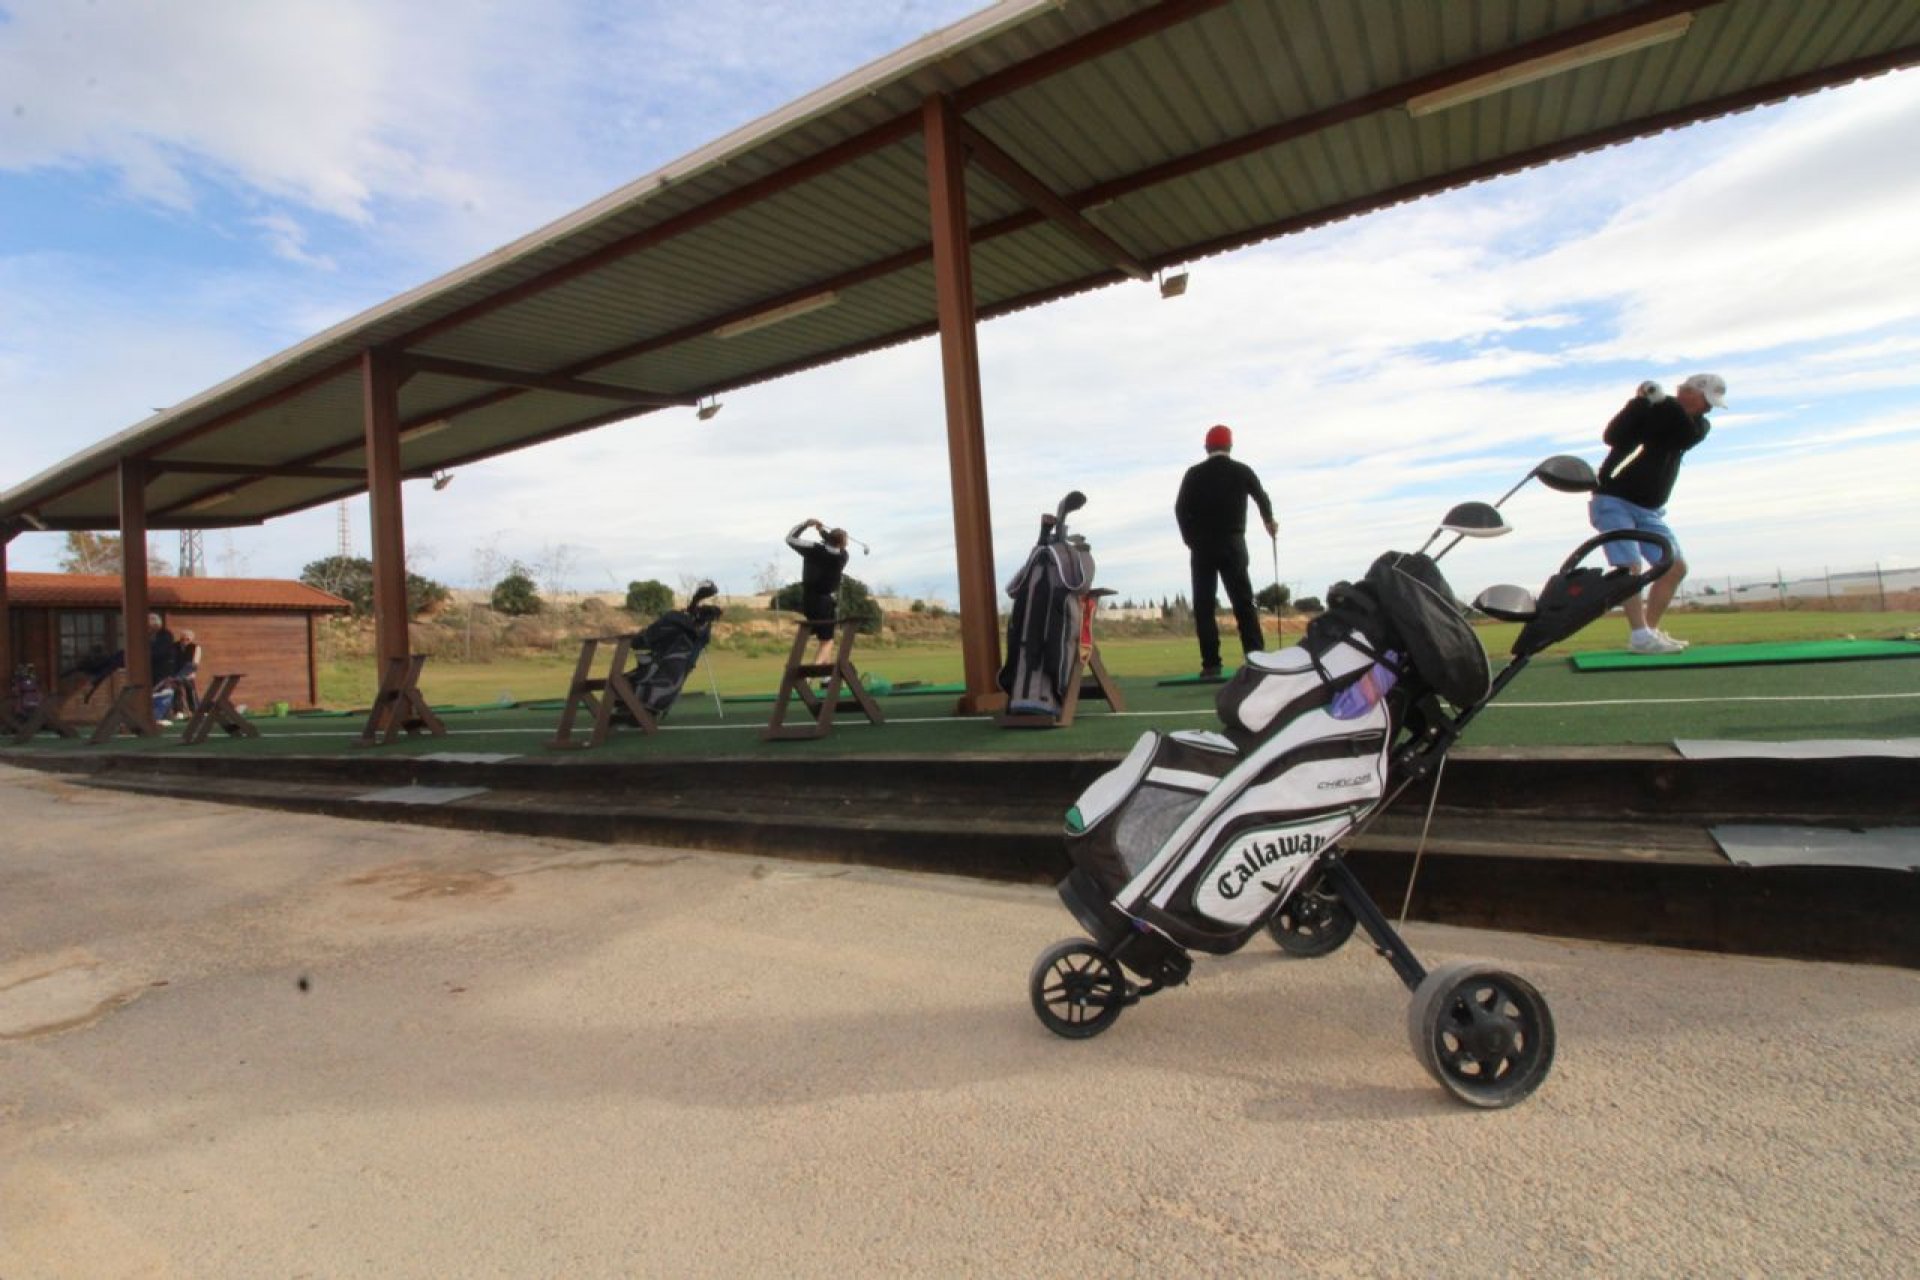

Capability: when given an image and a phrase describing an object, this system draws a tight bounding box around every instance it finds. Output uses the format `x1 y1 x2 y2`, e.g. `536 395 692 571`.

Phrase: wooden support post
362 348 412 677
1 531 12 699
762 619 884 741
180 674 260 745
923 93 1006 716
118 457 158 735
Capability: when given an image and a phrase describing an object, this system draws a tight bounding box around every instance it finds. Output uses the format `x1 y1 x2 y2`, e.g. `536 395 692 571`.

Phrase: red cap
1204 424 1233 452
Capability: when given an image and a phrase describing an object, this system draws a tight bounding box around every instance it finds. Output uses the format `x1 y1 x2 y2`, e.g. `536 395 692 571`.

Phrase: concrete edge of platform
31 756 1920 969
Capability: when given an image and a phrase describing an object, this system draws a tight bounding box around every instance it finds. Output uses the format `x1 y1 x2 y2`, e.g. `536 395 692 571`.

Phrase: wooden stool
6 681 83 744
357 655 447 746
180 674 260 745
548 636 659 749
762 618 884 741
89 683 160 744
997 589 1126 729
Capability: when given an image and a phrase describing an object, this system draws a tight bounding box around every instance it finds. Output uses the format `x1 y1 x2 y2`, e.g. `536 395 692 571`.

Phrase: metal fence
1676 564 1920 611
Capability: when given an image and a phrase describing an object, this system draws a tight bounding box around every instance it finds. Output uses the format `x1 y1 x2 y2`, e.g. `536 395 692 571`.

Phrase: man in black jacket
1175 424 1278 678
1589 373 1722 654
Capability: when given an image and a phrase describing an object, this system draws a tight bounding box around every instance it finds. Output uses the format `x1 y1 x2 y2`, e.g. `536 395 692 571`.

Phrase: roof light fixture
182 489 240 513
696 398 724 422
1405 13 1693 118
1158 269 1189 299
712 290 839 340
431 470 454 491
20 510 49 531
400 417 453 442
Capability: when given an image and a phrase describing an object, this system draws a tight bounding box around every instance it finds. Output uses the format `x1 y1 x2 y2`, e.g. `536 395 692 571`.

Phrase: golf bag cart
1028 457 1662 1108
617 581 724 721
999 490 1118 723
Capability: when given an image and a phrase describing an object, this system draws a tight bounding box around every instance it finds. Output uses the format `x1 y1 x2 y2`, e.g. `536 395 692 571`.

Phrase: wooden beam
361 349 411 675
399 353 696 407
0 532 11 695
924 95 1005 716
959 121 1150 280
118 459 155 731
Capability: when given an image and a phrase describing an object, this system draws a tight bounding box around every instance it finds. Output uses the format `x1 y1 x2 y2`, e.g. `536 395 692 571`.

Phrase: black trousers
1190 541 1264 670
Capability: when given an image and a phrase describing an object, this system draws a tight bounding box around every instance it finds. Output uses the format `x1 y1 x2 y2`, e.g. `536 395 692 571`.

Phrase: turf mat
1571 638 1920 672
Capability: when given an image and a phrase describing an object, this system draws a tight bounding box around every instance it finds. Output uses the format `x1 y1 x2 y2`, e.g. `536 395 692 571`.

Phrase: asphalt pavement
2 763 1915 1277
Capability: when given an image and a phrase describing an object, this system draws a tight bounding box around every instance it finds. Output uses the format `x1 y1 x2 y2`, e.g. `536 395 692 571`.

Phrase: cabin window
56 610 119 675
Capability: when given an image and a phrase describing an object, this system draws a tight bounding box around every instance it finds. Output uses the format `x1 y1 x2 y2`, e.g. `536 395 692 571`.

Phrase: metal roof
5 0 1916 531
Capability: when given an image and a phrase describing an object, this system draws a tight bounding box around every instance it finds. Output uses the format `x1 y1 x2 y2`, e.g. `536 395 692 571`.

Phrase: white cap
1681 373 1728 409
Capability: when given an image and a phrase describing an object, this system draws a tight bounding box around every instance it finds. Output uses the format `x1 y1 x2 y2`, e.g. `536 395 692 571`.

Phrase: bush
1294 596 1324 614
768 575 883 635
491 564 543 616
300 555 450 618
1255 583 1292 612
625 579 673 616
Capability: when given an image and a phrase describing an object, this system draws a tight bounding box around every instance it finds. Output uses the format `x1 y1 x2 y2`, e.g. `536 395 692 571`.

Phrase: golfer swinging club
1175 423 1278 679
787 517 851 665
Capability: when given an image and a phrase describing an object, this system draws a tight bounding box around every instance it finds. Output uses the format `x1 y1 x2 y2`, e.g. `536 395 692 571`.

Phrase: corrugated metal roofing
7 573 352 613
3 0 1915 530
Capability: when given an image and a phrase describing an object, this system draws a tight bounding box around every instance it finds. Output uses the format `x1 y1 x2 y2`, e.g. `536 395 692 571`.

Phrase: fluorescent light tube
1406 14 1693 118
712 291 839 340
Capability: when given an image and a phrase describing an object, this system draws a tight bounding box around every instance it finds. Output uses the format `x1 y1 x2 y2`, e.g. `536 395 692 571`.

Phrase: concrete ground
2 765 1915 1278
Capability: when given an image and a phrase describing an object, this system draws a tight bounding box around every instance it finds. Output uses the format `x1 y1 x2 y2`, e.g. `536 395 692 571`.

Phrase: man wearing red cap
1175 423 1278 678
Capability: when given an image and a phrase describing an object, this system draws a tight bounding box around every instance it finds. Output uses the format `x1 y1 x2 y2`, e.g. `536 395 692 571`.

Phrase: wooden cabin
5 573 351 716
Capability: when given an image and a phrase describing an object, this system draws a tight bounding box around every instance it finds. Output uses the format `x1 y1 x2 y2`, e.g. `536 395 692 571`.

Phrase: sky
3 0 1919 612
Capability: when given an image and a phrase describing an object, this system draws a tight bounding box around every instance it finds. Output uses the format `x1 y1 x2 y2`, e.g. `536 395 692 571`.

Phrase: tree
59 531 170 576
490 563 543 616
751 561 785 594
300 555 449 617
769 575 883 635
1255 583 1292 611
1293 596 1324 614
625 579 674 616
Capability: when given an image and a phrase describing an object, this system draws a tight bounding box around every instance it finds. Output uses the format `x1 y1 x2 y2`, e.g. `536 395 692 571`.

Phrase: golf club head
1472 583 1539 622
1533 454 1598 493
689 581 719 607
1439 501 1511 539
1056 490 1088 521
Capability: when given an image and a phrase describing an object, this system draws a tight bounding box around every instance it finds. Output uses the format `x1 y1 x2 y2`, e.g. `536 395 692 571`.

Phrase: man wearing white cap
1589 373 1725 654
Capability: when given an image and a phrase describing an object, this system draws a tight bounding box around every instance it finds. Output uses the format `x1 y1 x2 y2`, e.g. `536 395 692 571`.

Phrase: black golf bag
999 492 1095 717
624 582 723 719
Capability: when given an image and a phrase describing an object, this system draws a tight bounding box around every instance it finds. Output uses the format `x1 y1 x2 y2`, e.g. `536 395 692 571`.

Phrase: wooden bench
548 635 658 749
762 618 884 741
357 654 447 746
997 588 1126 729
180 673 260 745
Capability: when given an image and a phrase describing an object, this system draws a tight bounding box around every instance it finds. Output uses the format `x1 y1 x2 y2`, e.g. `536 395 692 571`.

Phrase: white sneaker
1628 631 1685 655
1656 629 1690 650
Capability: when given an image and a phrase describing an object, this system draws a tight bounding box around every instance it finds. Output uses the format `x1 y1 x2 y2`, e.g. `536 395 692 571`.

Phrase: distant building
6 573 351 715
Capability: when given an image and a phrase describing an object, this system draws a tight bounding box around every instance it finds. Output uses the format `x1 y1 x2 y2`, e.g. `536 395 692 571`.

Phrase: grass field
317 609 1920 709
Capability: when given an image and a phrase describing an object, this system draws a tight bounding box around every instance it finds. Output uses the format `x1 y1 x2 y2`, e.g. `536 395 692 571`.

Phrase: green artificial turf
1571 638 1920 671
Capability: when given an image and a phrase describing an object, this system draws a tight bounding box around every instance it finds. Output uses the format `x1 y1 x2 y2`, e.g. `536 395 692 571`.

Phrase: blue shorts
1589 494 1681 567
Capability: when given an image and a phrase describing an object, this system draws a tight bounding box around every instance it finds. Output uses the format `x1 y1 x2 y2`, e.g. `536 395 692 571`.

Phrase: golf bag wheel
1029 939 1127 1039
1407 961 1555 1109
1264 877 1357 958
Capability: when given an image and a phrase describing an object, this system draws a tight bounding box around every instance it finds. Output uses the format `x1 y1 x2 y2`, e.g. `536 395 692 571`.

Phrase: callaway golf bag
624 582 724 719
999 491 1095 717
1029 456 1668 1109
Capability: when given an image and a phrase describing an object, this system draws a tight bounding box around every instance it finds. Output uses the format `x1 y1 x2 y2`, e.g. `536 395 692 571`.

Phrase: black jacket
787 523 848 595
1597 396 1710 509
1176 454 1274 552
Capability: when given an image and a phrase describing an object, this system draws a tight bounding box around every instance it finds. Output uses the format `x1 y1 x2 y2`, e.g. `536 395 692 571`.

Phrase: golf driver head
1533 454 1598 494
1439 500 1511 538
1056 490 1088 521
1472 583 1539 621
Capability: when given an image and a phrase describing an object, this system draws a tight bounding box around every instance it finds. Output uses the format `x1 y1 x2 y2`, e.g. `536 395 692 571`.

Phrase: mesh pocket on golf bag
1066 731 1239 895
